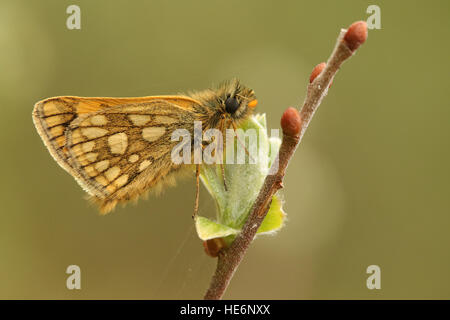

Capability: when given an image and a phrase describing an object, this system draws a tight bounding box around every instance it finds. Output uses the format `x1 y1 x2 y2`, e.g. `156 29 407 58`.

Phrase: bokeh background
1 0 449 299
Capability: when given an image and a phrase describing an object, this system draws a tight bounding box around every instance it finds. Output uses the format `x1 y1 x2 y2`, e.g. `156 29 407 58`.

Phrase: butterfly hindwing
33 96 200 213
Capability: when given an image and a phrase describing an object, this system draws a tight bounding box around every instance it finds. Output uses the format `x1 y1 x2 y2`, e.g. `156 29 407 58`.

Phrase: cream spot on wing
90 114 108 126
85 152 98 162
71 129 84 144
45 114 73 127
128 114 151 126
82 141 95 153
77 154 89 166
129 154 139 163
81 127 108 139
106 185 117 193
71 143 82 156
108 132 128 155
105 166 120 181
114 174 129 188
139 159 152 172
95 160 109 172
42 101 70 116
154 115 177 124
95 175 108 186
142 127 166 142
84 165 97 177
79 118 91 126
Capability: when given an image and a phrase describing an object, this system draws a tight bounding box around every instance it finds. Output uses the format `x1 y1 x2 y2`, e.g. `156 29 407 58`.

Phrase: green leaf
257 195 285 234
195 216 239 241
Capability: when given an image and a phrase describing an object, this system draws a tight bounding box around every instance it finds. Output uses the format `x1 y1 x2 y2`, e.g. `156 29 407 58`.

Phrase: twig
204 21 368 300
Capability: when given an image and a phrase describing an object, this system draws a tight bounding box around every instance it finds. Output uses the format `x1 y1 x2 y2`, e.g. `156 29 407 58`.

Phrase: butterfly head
218 79 257 120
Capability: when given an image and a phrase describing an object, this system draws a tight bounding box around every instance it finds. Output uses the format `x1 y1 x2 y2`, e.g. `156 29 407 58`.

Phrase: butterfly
32 79 258 214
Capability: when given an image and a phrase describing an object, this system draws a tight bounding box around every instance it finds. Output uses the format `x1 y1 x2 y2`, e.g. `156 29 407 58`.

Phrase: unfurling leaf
195 114 286 244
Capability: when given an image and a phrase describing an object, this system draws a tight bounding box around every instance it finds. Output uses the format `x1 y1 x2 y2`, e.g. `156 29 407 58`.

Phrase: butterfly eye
225 96 240 114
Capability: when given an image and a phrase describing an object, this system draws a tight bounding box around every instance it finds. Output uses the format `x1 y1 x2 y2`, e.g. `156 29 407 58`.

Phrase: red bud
281 107 302 137
344 21 368 51
203 238 227 257
309 62 326 83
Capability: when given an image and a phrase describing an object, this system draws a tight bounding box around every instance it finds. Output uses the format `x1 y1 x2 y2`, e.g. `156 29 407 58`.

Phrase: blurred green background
1 0 449 299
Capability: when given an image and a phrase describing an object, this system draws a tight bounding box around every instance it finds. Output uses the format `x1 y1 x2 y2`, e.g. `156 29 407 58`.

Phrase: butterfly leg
193 164 200 219
219 118 230 192
220 163 228 191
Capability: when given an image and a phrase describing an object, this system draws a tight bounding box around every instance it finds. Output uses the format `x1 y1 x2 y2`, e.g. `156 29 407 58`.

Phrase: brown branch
204 21 368 300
